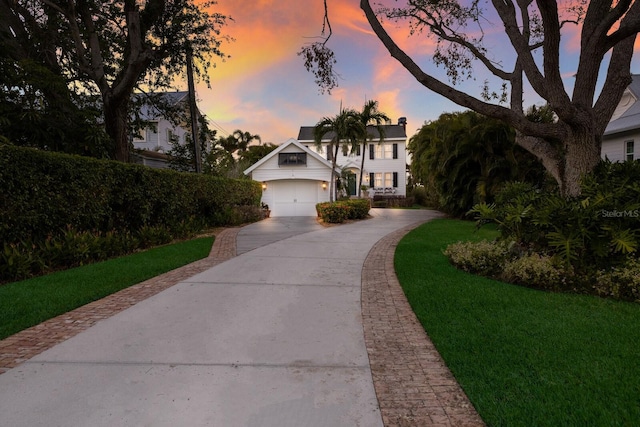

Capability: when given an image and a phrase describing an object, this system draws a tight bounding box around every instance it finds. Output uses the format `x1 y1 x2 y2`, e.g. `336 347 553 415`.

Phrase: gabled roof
243 138 338 176
297 124 407 141
605 75 640 136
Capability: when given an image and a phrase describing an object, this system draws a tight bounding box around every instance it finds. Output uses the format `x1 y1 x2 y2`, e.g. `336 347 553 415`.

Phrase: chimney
398 117 407 129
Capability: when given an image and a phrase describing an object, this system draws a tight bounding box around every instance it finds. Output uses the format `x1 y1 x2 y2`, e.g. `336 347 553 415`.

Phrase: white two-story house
602 75 640 162
296 118 408 197
130 91 199 168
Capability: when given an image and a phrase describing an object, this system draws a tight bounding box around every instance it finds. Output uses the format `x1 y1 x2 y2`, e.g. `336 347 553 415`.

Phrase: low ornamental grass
395 218 640 426
0 237 213 340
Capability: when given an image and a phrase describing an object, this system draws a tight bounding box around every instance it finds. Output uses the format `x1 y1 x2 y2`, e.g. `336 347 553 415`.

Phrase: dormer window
279 152 307 166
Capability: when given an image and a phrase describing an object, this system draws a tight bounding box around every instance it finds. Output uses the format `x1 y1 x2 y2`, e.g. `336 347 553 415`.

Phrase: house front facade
297 119 408 197
602 75 640 162
131 91 196 164
244 138 335 217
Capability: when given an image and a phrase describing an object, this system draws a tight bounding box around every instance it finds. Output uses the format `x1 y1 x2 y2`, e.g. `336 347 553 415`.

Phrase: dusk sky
192 0 640 144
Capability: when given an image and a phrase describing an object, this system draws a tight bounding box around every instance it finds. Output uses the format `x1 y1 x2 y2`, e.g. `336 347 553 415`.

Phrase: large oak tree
0 0 228 162
304 1 640 196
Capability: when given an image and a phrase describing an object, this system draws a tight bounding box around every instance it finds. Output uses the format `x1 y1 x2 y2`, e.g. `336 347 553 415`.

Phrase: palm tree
232 130 261 153
355 100 389 197
313 107 364 201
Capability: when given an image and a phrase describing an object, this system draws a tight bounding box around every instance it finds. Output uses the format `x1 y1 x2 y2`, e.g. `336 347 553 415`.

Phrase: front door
347 173 357 196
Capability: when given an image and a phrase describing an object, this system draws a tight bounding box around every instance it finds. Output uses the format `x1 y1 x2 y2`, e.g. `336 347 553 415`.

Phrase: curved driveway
0 208 482 426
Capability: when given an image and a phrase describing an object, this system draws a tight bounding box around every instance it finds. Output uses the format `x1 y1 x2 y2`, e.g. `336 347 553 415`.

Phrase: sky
190 0 640 144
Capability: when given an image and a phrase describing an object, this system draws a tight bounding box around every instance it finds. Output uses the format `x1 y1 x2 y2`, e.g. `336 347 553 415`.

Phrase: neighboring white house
296 118 409 197
244 138 336 217
602 75 640 162
131 91 196 168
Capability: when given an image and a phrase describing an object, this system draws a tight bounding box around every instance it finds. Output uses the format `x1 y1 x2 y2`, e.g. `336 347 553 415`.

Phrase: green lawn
0 237 213 340
395 219 640 426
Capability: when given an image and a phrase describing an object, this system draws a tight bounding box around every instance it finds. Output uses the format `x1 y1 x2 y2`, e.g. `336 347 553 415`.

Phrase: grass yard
395 218 640 426
0 237 213 340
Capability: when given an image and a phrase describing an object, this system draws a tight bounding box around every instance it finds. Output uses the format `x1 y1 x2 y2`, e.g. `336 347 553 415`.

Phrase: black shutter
393 172 398 188
393 143 398 159
369 144 374 160
370 173 375 187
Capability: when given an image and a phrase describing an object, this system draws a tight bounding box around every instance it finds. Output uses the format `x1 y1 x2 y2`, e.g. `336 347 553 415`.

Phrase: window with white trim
132 129 146 143
384 172 393 187
374 144 383 159
626 140 634 161
374 172 383 187
373 143 396 159
384 144 393 159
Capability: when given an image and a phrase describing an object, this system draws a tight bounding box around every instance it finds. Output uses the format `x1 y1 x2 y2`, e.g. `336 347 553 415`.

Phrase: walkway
0 209 483 426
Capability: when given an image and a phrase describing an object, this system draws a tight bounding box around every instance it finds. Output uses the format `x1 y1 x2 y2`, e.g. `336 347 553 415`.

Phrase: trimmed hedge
1 144 261 244
0 144 262 282
372 195 415 208
316 199 370 223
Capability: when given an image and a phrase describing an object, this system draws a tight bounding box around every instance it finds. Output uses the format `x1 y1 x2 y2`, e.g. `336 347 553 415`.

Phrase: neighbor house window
278 152 307 166
626 140 635 161
167 129 178 144
132 128 146 143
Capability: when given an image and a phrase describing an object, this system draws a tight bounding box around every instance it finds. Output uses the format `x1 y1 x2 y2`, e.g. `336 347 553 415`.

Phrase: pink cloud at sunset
188 1 640 145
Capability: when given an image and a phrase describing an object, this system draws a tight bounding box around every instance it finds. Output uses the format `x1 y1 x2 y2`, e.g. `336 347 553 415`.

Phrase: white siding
133 120 187 153
602 132 640 162
305 140 407 196
251 145 332 182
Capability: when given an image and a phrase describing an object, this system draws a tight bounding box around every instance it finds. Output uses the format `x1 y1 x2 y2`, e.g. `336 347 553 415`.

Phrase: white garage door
271 180 319 217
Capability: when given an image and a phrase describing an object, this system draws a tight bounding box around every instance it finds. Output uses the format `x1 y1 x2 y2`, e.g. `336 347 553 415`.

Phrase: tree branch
360 0 566 141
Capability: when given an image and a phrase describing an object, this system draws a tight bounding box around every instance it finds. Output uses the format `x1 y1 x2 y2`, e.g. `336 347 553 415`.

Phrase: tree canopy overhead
0 0 230 161
304 0 640 196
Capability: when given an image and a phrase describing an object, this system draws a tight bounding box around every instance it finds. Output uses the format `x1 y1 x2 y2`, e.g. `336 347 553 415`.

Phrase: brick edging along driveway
361 223 484 426
0 221 484 427
0 228 240 375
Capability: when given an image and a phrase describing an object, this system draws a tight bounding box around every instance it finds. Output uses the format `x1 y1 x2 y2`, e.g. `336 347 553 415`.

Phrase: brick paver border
362 223 485 426
0 228 240 375
0 220 485 427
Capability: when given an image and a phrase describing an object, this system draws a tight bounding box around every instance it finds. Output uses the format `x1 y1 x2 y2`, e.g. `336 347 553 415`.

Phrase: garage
244 138 336 217
270 180 320 217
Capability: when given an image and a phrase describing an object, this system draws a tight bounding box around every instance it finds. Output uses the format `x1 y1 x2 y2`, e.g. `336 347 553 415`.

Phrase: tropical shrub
408 186 431 207
594 258 640 302
344 199 370 219
502 253 567 291
316 199 370 223
469 161 640 273
460 160 640 300
408 110 547 217
444 240 513 277
316 202 350 223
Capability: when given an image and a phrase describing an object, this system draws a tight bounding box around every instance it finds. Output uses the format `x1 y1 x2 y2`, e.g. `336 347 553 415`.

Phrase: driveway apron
0 209 440 427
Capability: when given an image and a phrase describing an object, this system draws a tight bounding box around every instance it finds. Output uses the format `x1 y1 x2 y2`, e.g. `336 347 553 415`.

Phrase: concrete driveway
0 209 447 426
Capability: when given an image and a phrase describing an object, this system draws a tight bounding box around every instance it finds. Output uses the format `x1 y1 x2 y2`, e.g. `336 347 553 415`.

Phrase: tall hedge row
0 144 262 245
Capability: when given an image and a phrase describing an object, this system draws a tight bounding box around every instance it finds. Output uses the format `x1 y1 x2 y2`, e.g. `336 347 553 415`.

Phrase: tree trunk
331 144 340 202
358 143 366 197
104 96 130 162
517 125 602 197
558 129 602 197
